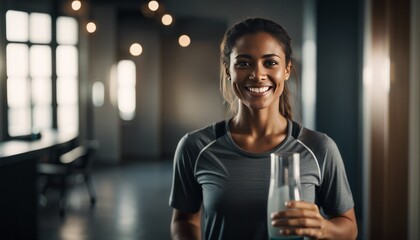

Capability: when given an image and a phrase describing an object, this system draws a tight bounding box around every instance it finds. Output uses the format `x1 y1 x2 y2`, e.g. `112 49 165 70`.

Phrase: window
117 60 136 121
5 11 79 136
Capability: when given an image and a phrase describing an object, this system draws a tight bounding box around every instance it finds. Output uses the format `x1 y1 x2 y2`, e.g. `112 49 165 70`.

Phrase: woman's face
228 32 291 112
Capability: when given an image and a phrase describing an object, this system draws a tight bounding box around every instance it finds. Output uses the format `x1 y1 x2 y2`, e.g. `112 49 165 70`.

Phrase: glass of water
267 152 302 240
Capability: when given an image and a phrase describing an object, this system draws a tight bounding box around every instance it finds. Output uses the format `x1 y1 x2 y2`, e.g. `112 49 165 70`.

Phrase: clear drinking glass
267 152 302 240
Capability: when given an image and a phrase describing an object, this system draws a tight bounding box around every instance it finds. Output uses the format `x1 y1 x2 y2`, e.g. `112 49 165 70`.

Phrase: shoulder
295 123 337 148
175 120 226 156
293 123 342 169
294 123 338 153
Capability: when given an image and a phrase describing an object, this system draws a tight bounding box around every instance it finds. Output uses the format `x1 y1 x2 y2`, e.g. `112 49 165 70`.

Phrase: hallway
38 160 174 240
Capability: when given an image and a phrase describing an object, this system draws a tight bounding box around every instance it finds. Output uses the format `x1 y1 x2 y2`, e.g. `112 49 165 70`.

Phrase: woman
169 17 357 240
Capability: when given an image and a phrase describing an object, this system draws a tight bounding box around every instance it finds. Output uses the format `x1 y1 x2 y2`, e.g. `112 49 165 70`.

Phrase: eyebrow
235 54 281 59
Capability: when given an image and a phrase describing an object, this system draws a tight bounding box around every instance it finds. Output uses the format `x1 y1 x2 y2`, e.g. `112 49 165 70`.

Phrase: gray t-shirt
169 119 354 240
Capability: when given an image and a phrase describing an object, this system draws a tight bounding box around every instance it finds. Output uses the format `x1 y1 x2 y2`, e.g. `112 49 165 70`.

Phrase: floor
38 160 174 240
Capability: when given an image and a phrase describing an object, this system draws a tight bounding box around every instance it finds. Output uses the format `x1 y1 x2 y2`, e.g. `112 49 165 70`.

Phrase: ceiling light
71 0 81 11
148 1 159 11
130 43 143 56
161 14 173 26
178 35 191 47
86 22 96 33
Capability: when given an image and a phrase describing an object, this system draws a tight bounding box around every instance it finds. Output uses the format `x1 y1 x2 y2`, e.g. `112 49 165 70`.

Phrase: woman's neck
231 106 288 138
229 106 289 153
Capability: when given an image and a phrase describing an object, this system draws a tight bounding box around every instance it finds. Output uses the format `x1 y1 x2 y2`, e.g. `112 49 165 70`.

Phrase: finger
272 217 323 228
271 208 320 219
280 227 323 239
286 201 319 211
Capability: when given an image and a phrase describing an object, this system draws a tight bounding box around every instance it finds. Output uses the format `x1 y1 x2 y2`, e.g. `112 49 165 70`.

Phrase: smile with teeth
246 86 271 93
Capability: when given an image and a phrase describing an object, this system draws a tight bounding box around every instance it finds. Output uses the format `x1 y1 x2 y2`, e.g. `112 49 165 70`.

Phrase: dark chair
38 140 100 217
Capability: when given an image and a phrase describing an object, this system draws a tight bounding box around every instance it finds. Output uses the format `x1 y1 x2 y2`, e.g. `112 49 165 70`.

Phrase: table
0 130 78 240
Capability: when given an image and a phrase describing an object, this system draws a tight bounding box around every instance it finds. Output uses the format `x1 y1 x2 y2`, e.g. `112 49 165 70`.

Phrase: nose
251 64 267 81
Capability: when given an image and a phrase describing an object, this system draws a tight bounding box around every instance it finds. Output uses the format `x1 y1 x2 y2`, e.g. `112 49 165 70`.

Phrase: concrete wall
89 5 121 164
118 14 162 160
160 17 227 157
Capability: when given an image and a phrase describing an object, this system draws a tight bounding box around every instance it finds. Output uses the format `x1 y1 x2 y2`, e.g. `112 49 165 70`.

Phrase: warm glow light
71 0 82 11
161 14 173 26
86 22 96 33
92 81 105 107
129 43 143 56
118 88 136 120
301 39 316 130
383 57 391 92
148 0 159 11
363 66 372 88
117 60 136 86
117 60 136 121
178 35 191 47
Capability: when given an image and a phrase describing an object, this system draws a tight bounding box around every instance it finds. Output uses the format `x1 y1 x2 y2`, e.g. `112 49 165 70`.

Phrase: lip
244 85 274 96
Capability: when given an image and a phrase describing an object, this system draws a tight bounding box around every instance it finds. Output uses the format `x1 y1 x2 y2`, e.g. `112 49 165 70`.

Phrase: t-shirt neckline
224 118 293 158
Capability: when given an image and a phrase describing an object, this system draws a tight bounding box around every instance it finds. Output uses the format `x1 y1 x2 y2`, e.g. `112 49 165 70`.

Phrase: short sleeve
169 134 203 213
317 136 354 216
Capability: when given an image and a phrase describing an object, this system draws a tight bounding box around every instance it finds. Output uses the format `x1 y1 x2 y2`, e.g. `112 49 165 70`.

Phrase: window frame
1 9 80 140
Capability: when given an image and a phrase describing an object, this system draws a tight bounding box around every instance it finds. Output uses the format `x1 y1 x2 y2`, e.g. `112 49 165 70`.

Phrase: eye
234 60 251 68
263 59 279 67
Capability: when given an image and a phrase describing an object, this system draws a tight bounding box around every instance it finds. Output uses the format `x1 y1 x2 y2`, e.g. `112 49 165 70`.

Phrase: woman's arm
271 201 358 239
321 208 357 239
171 209 202 240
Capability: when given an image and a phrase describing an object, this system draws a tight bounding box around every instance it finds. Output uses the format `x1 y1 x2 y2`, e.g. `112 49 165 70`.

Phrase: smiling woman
227 32 291 115
220 20 294 120
169 17 358 240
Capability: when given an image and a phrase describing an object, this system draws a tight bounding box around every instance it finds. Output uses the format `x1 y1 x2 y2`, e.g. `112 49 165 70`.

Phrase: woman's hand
271 201 357 240
271 201 326 239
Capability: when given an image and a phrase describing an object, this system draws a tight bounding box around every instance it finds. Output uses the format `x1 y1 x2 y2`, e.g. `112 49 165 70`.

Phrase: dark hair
220 17 294 119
